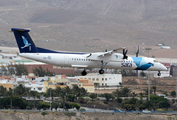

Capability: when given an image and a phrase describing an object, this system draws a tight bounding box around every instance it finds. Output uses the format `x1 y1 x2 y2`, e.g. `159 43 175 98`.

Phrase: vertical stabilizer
11 28 38 53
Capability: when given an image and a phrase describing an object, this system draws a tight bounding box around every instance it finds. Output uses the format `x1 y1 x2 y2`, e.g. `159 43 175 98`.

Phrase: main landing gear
81 69 87 76
157 71 161 76
99 61 106 74
81 61 107 76
99 69 104 74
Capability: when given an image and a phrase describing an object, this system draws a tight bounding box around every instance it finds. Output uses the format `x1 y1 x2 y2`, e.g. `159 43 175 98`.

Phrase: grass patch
103 101 108 104
41 112 48 116
64 112 76 117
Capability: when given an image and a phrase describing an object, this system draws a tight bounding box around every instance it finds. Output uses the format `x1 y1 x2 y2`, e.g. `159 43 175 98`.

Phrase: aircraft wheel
81 70 87 76
99 69 104 74
157 72 161 76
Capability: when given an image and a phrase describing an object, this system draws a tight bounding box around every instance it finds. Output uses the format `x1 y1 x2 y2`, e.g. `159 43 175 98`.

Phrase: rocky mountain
0 0 177 57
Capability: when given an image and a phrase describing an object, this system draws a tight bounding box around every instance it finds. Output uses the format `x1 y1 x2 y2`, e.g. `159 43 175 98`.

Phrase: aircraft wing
87 47 125 62
97 47 125 57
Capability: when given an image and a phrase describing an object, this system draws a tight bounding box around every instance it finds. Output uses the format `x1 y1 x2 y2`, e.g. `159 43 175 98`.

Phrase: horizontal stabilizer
11 28 31 32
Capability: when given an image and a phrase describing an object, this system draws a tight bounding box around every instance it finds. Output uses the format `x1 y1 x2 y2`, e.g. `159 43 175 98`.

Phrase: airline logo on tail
21 36 31 49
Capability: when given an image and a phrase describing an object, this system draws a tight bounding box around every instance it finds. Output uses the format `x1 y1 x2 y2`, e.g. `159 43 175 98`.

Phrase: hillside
0 0 177 57
0 111 172 120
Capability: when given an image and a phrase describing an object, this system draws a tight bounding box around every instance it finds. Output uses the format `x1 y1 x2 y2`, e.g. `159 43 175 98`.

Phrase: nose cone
161 64 168 71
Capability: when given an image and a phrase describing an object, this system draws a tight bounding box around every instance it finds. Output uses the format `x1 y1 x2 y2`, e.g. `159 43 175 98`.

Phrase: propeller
136 45 139 57
123 49 128 59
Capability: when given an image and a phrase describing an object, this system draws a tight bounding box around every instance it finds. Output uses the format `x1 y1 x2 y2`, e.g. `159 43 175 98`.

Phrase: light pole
46 87 51 111
63 89 65 111
50 87 51 111
97 83 98 98
145 48 152 101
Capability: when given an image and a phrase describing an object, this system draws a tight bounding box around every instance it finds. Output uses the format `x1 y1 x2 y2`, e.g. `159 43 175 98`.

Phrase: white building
68 74 122 86
16 77 30 85
24 82 44 93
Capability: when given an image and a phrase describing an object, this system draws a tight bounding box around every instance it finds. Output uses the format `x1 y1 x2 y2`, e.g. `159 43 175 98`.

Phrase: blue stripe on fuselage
132 57 153 70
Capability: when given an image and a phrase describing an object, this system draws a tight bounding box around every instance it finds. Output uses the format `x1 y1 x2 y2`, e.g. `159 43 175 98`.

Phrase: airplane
11 28 167 76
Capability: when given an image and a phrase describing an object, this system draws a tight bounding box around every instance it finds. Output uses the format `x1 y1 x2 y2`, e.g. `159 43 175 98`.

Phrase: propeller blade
136 45 139 57
123 49 128 59
125 50 128 54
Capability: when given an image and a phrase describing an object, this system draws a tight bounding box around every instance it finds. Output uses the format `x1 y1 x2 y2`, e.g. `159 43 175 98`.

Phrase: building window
102 78 104 81
92 78 95 81
102 83 104 86
105 78 107 81
90 88 93 91
96 78 99 81
79 84 81 86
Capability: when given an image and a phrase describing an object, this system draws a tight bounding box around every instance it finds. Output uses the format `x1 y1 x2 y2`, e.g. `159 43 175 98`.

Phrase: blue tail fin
11 28 38 53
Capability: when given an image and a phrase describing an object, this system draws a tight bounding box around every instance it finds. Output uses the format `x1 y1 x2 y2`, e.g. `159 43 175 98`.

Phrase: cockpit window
154 60 159 62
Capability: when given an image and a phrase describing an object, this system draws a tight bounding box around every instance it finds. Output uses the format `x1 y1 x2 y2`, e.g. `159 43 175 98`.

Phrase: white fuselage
19 53 167 71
